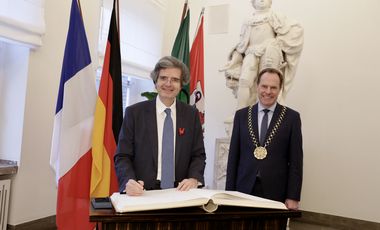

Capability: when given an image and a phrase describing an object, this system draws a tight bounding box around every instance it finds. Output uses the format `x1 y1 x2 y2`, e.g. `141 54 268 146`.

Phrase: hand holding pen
125 179 144 196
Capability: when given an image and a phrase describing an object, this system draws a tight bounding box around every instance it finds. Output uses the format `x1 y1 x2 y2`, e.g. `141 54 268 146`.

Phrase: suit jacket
226 103 303 202
114 99 206 192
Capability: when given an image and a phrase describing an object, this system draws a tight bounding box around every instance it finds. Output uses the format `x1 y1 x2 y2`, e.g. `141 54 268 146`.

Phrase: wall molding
0 0 45 48
7 216 56 230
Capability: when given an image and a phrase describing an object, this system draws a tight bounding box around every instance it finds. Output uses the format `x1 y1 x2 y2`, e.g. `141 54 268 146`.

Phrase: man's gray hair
150 56 190 86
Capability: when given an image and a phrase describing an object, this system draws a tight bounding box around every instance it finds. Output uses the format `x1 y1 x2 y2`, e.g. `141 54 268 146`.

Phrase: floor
290 220 340 230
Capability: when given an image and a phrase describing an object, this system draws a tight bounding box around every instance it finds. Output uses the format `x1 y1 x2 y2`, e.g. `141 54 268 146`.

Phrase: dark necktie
161 108 174 189
260 109 270 146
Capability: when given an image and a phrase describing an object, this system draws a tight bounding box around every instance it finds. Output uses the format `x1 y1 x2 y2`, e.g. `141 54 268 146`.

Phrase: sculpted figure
220 0 304 109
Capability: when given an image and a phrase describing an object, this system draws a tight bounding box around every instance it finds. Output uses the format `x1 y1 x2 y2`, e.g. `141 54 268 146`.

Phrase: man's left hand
285 199 300 210
176 178 198 191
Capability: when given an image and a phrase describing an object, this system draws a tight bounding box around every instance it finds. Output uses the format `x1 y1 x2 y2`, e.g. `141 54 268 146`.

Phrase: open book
110 188 287 213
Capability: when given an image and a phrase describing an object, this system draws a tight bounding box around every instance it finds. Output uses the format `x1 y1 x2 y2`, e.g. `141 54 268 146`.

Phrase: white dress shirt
156 97 177 180
257 102 277 137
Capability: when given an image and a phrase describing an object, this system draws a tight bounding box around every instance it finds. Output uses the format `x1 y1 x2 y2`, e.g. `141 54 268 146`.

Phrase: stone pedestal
213 137 230 190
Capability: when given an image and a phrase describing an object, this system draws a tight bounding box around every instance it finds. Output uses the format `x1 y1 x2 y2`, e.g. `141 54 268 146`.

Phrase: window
0 0 45 161
121 75 155 109
0 41 29 162
95 69 155 111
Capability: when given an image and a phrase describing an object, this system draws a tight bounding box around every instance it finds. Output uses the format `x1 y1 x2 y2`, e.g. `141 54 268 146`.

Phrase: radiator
0 179 10 230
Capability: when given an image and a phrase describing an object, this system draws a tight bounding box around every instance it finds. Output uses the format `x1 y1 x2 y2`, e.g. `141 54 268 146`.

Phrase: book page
189 189 287 210
110 188 209 213
110 188 286 213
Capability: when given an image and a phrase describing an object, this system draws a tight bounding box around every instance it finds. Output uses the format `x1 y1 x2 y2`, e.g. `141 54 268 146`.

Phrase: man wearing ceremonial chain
225 62 303 212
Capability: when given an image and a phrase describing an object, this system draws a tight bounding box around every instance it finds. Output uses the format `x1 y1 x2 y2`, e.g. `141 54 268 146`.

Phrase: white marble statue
220 0 304 110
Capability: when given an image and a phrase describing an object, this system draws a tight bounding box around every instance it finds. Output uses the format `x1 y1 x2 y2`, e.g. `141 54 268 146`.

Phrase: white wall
162 0 380 223
275 0 380 223
7 0 101 225
7 0 380 225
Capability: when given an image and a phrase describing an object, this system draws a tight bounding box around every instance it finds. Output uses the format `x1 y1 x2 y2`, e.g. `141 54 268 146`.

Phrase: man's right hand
125 179 144 196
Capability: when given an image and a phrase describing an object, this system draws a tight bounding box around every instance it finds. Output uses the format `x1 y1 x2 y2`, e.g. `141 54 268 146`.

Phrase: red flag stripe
190 12 205 127
56 150 93 229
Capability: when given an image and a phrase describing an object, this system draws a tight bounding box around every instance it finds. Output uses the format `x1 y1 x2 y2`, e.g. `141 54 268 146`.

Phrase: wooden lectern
90 205 301 230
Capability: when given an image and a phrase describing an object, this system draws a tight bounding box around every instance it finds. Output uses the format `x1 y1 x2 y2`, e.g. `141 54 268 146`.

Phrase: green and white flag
171 4 190 104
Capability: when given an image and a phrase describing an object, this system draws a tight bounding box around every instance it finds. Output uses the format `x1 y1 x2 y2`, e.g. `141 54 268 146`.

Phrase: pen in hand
137 180 145 190
125 179 145 196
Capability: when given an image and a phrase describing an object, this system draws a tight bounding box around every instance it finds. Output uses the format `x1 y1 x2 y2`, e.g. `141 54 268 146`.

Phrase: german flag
90 0 122 197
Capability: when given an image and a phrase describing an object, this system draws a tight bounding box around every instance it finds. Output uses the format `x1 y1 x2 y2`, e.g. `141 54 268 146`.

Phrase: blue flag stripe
55 0 92 114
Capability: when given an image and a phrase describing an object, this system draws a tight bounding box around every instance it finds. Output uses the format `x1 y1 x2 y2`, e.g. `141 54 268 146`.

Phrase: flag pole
77 0 82 17
192 8 204 45
181 0 188 21
116 0 120 42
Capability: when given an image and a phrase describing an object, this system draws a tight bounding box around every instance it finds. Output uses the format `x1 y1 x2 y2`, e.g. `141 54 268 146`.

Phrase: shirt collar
258 102 277 113
156 97 176 114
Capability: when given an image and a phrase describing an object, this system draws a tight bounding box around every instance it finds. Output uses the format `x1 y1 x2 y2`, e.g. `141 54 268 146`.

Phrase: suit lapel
146 99 158 168
268 103 283 133
252 104 260 139
175 102 183 166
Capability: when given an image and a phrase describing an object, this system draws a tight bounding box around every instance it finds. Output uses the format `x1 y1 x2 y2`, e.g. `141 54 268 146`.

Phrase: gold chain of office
248 105 287 160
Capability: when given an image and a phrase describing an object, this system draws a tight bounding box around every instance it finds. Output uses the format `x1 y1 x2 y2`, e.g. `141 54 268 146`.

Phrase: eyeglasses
158 76 181 84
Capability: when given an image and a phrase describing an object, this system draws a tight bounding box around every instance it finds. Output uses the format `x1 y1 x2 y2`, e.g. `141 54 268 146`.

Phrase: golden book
110 188 287 213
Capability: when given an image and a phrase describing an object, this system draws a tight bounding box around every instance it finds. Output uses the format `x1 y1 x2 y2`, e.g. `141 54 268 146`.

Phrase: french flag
50 0 96 229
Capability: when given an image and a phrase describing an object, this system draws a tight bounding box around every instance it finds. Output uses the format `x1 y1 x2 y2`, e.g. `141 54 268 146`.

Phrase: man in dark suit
114 56 206 196
226 67 303 210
